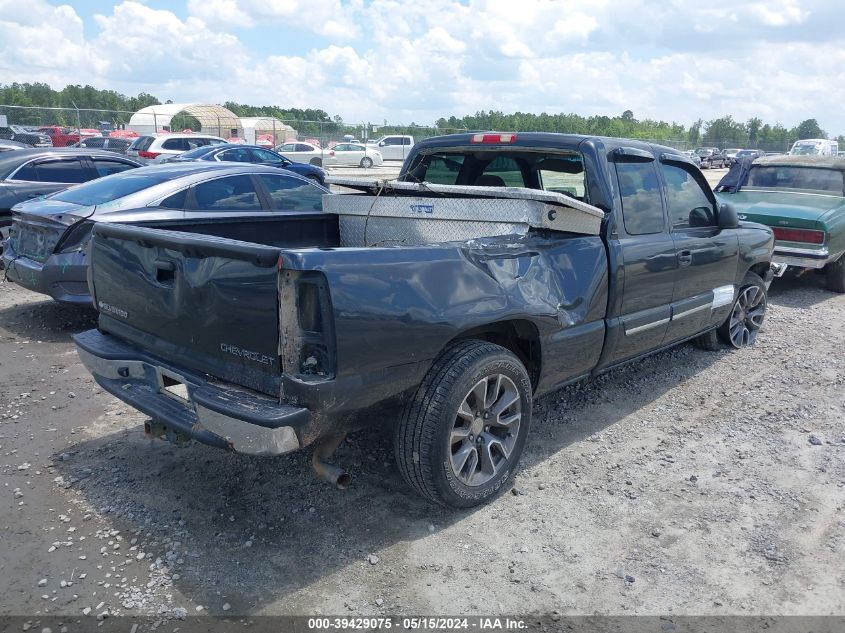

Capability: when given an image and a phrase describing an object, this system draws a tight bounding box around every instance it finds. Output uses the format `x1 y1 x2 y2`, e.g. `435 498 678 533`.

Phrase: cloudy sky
1 0 843 133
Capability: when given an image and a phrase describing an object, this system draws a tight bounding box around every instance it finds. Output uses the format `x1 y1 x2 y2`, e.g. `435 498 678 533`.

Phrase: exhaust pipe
311 434 352 489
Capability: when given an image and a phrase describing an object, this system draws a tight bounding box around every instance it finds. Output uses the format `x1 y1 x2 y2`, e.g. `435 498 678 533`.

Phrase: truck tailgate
89 223 283 396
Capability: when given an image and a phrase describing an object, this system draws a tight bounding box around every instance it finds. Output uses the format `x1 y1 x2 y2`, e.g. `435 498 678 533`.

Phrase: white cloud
1 0 844 135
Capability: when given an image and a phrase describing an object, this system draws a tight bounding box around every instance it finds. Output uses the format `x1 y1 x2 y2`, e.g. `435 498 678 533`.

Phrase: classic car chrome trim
774 245 829 258
741 188 843 199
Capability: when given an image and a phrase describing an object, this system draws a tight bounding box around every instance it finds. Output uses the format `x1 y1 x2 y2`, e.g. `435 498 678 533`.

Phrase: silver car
127 133 227 164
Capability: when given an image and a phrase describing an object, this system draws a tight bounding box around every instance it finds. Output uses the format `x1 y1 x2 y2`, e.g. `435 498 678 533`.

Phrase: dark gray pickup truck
74 133 775 507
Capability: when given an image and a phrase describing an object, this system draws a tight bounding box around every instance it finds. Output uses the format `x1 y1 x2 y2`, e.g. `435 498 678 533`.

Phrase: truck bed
86 222 608 419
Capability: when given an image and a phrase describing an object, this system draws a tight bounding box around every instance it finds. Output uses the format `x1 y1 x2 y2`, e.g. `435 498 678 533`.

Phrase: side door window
616 161 665 234
296 144 314 153
256 174 324 212
161 138 187 151
91 158 138 178
217 148 252 163
191 175 262 211
250 149 284 164
158 189 188 210
661 163 716 228
17 159 88 183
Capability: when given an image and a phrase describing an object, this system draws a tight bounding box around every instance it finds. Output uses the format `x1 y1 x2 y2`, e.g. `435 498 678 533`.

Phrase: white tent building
239 117 297 146
127 103 244 139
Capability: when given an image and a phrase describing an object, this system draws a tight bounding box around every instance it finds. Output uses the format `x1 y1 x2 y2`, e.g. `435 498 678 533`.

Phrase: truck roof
412 131 685 157
753 155 845 171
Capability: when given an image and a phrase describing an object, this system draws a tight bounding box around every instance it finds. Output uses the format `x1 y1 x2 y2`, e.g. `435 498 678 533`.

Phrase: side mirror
718 202 739 229
379 141 386 147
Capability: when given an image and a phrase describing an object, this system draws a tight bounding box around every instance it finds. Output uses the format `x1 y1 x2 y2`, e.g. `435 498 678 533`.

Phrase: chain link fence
0 104 798 154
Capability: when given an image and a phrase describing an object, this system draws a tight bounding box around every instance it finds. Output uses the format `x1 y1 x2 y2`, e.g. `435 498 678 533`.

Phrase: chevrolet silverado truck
74 133 775 507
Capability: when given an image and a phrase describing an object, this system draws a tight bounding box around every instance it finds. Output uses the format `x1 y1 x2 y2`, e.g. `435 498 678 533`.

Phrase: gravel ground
2 173 843 623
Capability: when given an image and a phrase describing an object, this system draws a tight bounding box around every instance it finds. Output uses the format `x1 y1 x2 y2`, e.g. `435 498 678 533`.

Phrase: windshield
52 171 175 205
791 143 822 156
745 166 844 195
695 148 711 156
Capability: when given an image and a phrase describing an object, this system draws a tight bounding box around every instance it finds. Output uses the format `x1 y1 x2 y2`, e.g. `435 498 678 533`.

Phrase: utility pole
71 101 82 141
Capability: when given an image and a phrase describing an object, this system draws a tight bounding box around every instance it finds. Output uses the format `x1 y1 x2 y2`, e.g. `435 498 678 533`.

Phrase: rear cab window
745 166 844 195
403 149 587 199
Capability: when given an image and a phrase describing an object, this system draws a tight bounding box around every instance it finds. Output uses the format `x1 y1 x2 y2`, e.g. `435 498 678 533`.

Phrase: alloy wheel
728 285 766 347
450 374 522 486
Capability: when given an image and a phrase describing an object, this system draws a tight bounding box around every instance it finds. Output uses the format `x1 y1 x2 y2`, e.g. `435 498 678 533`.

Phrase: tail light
471 133 517 144
55 220 94 253
772 227 825 244
138 151 160 159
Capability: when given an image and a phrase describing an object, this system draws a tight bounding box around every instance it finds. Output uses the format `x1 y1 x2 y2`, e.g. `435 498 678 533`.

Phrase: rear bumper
74 329 309 456
1 245 92 304
773 245 835 270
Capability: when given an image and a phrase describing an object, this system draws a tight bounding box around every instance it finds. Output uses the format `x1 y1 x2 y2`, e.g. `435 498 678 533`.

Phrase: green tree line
2 82 842 151
435 111 844 152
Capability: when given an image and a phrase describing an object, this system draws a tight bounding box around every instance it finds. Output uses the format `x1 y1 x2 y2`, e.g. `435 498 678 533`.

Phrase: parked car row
694 147 728 169
0 124 53 147
275 140 384 168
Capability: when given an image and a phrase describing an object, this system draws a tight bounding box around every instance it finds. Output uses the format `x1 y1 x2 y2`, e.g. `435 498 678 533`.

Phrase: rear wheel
395 340 532 508
825 256 845 293
309 157 322 166
360 156 373 168
718 272 767 348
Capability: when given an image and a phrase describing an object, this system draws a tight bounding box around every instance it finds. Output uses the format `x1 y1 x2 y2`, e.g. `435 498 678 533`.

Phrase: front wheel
718 272 767 348
824 256 845 293
395 340 532 508
360 156 373 168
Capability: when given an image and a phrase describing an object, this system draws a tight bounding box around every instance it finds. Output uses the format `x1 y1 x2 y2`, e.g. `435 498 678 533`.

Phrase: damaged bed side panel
278 233 608 414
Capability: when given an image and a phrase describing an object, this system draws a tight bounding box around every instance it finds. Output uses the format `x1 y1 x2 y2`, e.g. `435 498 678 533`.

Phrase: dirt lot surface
2 172 843 624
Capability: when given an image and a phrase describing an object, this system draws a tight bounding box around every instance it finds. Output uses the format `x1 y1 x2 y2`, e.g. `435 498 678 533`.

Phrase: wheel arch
448 319 542 392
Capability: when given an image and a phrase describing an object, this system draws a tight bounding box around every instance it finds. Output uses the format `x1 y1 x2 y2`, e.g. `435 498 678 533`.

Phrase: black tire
824 256 845 293
395 340 532 508
309 157 322 166
305 174 323 186
360 156 373 168
717 271 767 348
692 328 721 351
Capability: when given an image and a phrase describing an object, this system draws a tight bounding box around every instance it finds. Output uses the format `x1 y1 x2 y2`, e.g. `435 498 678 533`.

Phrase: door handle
677 250 692 266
